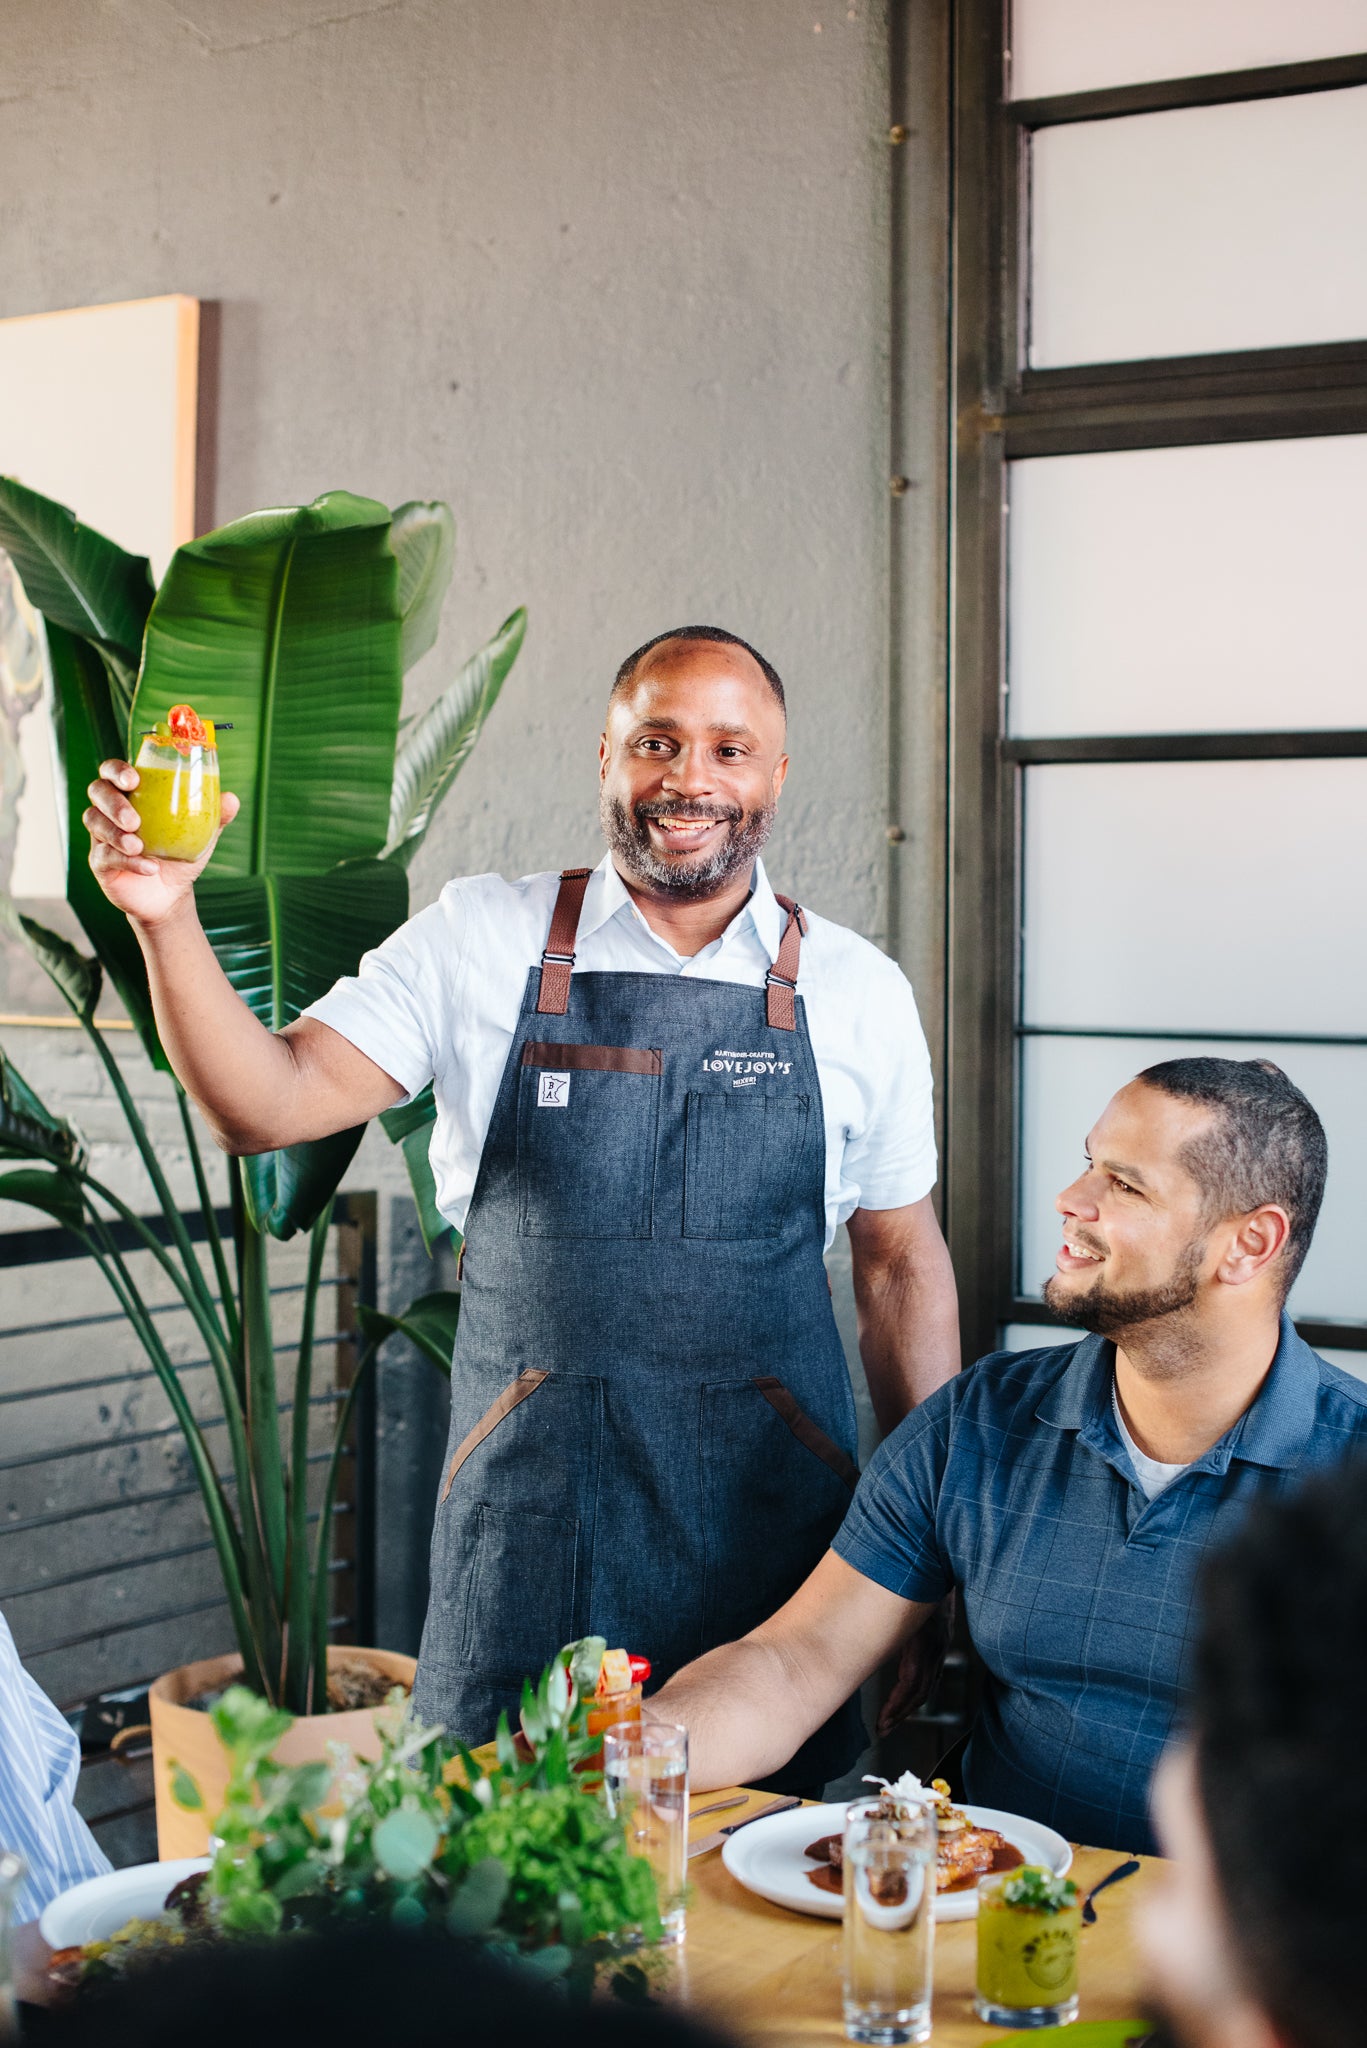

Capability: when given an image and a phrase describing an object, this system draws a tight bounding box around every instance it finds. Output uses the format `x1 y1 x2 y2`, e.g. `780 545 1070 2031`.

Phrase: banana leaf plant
0 478 519 1710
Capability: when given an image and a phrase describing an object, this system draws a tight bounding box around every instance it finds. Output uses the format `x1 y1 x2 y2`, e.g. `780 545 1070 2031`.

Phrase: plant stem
241 1217 288 1689
177 1087 240 1351
80 1215 268 1696
310 1339 379 1714
283 1198 332 1712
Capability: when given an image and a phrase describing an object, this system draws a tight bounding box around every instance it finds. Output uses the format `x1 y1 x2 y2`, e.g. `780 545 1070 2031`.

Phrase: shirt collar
1035 1311 1321 1474
577 853 783 958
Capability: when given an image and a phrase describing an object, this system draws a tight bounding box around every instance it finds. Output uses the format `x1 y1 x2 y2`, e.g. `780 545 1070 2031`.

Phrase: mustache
634 799 743 825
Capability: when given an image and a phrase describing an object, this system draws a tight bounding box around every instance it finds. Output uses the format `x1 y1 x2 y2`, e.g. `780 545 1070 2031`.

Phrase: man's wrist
129 893 203 943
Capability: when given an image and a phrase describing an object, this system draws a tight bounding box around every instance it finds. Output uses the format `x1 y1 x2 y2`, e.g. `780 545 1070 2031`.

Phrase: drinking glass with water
841 1796 936 2045
603 1718 689 1944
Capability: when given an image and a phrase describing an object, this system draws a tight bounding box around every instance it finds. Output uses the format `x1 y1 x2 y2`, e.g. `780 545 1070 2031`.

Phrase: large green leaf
385 607 525 868
0 904 101 1021
196 858 407 1237
378 1084 451 1254
0 477 155 671
45 623 164 1063
131 493 404 877
0 1050 86 1167
391 501 455 674
355 1289 459 1376
0 1166 87 1232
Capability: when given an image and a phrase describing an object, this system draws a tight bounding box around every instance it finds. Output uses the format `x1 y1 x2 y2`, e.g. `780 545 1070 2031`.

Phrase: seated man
0 1608 110 2001
654 1057 1367 1852
1138 1452 1367 2048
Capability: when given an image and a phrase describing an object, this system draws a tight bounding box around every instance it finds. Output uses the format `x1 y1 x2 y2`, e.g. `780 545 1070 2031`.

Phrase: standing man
83 626 959 1784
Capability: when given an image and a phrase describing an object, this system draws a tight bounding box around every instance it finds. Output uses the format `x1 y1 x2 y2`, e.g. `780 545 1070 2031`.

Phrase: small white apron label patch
537 1071 571 1108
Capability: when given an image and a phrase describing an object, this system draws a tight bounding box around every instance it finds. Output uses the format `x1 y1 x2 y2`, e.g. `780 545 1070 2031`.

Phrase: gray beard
600 791 776 898
1042 1238 1206 1358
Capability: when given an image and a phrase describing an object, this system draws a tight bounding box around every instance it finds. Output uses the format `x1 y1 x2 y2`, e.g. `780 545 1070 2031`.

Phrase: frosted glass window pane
1012 0 1367 101
1008 437 1367 737
1001 1322 1073 1354
1030 89 1367 365
1019 1035 1367 1322
1319 1349 1367 1383
1022 761 1367 1036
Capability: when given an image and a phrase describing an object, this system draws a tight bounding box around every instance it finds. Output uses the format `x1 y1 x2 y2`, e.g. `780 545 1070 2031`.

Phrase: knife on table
687 1794 804 1859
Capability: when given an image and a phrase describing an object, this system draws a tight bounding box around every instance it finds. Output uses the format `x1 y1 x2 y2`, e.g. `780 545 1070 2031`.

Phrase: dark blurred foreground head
39 1923 737 2048
1139 1455 1367 2048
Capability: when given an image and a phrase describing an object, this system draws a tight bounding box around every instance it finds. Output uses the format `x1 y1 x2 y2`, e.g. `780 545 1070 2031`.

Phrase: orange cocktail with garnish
585 1648 650 1749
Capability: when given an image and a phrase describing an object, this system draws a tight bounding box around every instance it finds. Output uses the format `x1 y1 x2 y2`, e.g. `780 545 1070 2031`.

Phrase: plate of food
40 1858 210 1959
721 1774 1071 1923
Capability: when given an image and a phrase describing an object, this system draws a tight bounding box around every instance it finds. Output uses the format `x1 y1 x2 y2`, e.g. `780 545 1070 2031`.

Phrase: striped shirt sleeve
0 1613 111 1923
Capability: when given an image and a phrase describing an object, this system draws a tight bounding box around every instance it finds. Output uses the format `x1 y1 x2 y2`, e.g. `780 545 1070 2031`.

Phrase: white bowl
40 1858 210 1950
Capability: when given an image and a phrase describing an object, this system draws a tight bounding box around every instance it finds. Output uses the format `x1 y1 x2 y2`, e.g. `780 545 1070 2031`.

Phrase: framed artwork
0 294 203 1021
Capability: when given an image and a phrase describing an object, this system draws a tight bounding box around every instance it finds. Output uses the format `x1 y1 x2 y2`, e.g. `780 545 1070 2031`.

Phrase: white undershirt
1112 1380 1191 1501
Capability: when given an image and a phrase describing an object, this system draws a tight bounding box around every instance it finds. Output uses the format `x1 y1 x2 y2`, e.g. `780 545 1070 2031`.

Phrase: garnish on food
999 1865 1079 1913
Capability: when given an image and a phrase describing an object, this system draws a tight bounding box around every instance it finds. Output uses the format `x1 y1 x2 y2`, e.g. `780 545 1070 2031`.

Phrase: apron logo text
702 1049 793 1077
537 1071 571 1107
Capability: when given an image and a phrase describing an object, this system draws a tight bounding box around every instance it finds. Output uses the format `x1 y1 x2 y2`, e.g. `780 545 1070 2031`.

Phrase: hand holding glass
132 726 221 863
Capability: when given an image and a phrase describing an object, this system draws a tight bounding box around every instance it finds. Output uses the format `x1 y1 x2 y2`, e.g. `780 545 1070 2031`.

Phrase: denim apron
413 868 864 1787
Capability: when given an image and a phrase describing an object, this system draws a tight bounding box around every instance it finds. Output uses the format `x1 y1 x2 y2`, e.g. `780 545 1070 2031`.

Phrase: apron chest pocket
683 1089 813 1240
517 1041 662 1238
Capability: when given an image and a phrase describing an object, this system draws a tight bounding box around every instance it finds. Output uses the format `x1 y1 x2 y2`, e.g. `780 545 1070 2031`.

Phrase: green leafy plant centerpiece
72 1656 661 1996
0 477 524 1711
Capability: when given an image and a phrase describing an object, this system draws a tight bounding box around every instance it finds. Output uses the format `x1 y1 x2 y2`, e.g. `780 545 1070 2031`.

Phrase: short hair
1194 1456 1367 2048
612 625 786 712
1138 1056 1327 1296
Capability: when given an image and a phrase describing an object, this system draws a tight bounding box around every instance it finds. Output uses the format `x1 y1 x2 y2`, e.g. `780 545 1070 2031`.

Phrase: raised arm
85 759 405 1151
847 1194 960 1431
650 1551 937 1791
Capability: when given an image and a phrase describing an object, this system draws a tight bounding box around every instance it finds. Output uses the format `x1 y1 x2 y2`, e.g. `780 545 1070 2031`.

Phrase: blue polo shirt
832 1316 1367 1853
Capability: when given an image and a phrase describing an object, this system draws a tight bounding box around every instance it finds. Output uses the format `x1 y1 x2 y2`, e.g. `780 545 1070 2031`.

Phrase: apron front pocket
459 1502 580 1678
516 1043 661 1238
683 1089 813 1239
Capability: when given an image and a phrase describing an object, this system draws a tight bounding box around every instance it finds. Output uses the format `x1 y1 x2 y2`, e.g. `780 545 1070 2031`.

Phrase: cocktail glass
842 1795 936 2045
975 1865 1081 2028
133 725 221 863
603 1718 689 1945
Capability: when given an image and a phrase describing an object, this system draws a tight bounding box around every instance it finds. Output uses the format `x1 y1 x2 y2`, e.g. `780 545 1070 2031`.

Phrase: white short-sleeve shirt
306 855 938 1250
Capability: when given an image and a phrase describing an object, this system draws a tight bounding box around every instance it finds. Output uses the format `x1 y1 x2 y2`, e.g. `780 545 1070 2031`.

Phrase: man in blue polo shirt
655 1056 1367 1852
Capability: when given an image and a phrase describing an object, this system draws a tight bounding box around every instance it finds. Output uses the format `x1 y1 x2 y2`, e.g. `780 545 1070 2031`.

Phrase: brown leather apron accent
521 1041 662 1075
440 1368 549 1501
535 868 594 1014
753 1375 859 1490
766 895 808 1032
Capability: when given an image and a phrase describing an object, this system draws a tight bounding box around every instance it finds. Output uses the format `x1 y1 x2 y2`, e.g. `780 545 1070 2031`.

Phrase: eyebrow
1101 1156 1153 1191
628 716 756 739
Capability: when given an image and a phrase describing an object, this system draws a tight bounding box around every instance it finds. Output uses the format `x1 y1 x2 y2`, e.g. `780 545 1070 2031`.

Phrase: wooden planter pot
149 1646 418 1859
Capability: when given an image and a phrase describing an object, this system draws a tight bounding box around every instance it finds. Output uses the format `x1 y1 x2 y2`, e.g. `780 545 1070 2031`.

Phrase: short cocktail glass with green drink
975 1864 1081 2028
842 1795 937 2046
132 704 228 863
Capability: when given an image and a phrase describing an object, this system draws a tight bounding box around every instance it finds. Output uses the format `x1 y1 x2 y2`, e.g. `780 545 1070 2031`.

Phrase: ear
772 751 790 799
599 731 609 780
1217 1204 1291 1289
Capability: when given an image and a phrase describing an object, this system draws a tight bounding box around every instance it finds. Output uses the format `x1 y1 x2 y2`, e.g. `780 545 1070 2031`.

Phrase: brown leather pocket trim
753 1376 859 1491
441 1368 548 1501
521 1041 662 1075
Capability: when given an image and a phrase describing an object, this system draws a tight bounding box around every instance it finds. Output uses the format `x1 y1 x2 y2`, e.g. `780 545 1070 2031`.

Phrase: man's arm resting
650 1552 938 1792
847 1195 960 1432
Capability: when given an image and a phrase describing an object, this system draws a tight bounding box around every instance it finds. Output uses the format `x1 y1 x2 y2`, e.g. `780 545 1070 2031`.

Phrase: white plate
721 1801 1072 1924
40 1858 211 1950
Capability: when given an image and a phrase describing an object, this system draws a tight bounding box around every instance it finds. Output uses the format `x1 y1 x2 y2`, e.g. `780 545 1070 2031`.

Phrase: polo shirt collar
1034 1310 1321 1474
578 852 782 957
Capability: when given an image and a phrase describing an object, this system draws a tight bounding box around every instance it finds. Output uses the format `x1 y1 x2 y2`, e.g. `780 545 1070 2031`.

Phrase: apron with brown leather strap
413 867 864 1788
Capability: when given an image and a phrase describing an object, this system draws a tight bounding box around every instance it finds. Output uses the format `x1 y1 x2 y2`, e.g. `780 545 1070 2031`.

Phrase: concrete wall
0 1 951 1682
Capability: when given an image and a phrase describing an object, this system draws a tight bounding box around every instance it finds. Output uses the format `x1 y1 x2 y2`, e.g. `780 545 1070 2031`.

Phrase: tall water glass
842 1797 936 2045
0 1849 27 2039
603 1719 689 1944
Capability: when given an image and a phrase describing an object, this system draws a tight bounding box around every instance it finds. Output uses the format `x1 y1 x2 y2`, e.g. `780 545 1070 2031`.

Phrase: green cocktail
975 1864 1080 2028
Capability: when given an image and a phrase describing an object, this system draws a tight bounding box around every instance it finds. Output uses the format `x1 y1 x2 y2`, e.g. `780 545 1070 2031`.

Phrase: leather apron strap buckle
536 867 594 1014
767 894 808 1032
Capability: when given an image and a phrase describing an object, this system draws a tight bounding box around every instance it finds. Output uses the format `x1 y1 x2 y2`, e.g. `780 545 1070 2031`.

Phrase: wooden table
676 1787 1157 2044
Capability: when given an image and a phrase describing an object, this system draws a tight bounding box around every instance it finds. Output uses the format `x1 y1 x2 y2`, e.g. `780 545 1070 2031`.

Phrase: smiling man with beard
82 625 959 1786
652 1057 1367 1848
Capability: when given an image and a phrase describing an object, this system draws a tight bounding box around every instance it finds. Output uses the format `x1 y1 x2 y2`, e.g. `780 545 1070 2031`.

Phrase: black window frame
946 2 1367 1363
